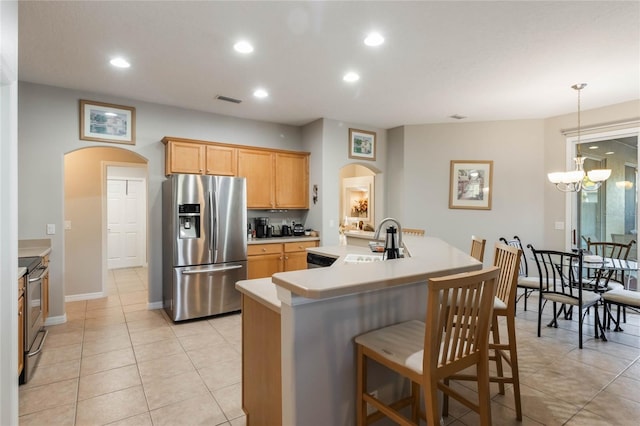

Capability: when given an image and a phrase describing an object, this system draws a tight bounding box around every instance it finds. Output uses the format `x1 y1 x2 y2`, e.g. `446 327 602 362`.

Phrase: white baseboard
147 301 163 310
65 291 106 302
45 313 67 326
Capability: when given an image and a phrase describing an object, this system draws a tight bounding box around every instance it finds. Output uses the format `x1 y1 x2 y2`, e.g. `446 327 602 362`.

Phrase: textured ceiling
18 1 640 128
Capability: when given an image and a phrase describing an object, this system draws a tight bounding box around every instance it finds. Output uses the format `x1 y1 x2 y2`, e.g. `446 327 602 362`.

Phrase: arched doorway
64 147 148 300
339 164 380 232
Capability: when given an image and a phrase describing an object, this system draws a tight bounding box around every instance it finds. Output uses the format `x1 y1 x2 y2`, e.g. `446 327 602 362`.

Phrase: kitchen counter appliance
293 223 305 236
163 174 247 321
18 256 48 384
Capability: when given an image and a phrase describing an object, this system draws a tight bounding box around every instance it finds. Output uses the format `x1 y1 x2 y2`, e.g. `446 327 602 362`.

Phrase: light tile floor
18 267 640 425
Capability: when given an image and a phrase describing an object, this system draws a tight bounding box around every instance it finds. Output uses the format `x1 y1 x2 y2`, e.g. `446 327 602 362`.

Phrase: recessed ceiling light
589 146 599 150
110 57 130 68
234 41 254 54
253 89 268 98
605 151 615 155
364 32 384 47
343 72 360 82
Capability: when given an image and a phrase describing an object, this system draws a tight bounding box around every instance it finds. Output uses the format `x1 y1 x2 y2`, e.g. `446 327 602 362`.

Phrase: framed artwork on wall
449 160 493 210
348 128 376 161
79 99 136 145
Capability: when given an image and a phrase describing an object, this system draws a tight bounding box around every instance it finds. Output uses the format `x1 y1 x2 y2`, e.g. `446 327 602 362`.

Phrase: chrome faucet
373 217 403 248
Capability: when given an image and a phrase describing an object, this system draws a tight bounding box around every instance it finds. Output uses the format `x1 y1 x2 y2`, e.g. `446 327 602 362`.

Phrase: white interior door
107 178 145 269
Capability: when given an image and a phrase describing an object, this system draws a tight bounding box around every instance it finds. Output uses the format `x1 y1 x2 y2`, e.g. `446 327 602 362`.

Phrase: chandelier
547 84 611 192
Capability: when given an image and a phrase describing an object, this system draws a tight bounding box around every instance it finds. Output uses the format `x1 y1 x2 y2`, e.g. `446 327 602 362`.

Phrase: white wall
399 119 546 265
18 82 303 318
316 119 387 246
543 100 640 250
0 0 19 423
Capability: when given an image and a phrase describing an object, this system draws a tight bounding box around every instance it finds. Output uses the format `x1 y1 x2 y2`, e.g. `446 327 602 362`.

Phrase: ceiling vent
449 114 467 120
216 95 242 104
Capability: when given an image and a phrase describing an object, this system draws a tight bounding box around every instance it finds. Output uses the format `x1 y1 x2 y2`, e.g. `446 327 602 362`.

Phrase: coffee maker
255 217 270 238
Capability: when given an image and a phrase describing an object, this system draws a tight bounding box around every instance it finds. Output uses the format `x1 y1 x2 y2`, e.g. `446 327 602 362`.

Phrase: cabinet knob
285 256 289 260
262 248 267 252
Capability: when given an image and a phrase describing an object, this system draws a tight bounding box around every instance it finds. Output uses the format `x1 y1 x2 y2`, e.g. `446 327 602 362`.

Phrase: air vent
450 114 467 120
216 95 242 104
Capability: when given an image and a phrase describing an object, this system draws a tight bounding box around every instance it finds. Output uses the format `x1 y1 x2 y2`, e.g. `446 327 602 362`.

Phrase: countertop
237 235 482 302
18 267 26 278
18 238 52 258
248 236 320 245
236 277 281 313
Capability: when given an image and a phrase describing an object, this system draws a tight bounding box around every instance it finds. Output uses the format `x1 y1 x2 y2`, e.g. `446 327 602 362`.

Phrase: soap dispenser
383 226 400 260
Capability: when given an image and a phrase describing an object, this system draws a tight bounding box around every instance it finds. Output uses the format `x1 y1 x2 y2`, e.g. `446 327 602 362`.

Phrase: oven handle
27 329 48 358
182 265 243 275
28 266 49 282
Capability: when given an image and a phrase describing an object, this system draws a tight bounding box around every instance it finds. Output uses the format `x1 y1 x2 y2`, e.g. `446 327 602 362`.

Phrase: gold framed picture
79 99 136 145
449 160 493 210
348 128 376 161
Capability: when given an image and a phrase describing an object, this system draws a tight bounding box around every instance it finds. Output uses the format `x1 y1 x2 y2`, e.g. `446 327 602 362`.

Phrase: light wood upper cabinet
238 149 275 209
163 137 309 209
275 152 309 209
205 145 237 176
164 139 237 176
167 140 205 174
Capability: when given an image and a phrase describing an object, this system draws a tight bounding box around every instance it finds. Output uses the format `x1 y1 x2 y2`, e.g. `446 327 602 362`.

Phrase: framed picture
348 128 376 161
79 100 136 145
449 160 493 210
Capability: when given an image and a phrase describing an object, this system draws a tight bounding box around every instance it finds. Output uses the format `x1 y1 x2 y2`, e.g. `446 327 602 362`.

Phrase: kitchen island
236 236 482 425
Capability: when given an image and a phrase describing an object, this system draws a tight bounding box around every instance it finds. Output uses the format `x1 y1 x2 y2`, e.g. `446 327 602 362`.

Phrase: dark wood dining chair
529 245 603 349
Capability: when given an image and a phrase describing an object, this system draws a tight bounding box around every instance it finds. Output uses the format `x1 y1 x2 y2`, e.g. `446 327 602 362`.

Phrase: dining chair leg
490 313 505 395
411 381 420 422
506 313 522 420
425 376 440 426
477 355 493 426
356 346 367 426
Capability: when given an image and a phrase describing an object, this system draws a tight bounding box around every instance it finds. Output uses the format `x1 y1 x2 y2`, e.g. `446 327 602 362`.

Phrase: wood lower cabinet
283 241 317 271
241 294 281 426
247 243 283 279
247 241 318 279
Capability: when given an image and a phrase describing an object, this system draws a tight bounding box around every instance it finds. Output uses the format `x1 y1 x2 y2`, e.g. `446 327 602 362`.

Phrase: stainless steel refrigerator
162 174 247 321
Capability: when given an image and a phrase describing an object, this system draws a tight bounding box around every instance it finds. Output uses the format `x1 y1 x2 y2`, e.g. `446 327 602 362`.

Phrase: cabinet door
248 253 283 279
167 141 205 174
18 294 24 375
283 251 308 272
206 145 237 176
275 153 309 208
238 149 274 209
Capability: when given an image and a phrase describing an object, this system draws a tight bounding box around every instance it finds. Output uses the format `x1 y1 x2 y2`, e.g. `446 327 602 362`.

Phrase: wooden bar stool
355 267 499 425
471 235 487 262
448 242 523 420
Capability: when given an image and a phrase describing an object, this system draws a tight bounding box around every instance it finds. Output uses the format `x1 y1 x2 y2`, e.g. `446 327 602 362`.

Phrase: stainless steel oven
19 256 49 384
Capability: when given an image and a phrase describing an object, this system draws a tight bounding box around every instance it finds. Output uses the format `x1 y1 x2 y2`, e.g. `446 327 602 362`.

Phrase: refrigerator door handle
181 265 243 275
208 190 214 256
212 187 219 261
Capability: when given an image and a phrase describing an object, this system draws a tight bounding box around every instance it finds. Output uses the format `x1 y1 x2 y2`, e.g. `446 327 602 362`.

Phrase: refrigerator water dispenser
178 204 200 239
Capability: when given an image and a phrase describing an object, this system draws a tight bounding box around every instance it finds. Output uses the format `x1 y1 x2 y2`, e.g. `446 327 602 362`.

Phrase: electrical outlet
367 390 379 415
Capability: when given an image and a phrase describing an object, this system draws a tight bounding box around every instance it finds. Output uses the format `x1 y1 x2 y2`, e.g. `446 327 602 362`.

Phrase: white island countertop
268 236 481 300
235 235 483 426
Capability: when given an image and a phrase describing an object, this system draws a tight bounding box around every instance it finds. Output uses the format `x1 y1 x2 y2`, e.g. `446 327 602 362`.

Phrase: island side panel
241 295 282 425
279 279 429 425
